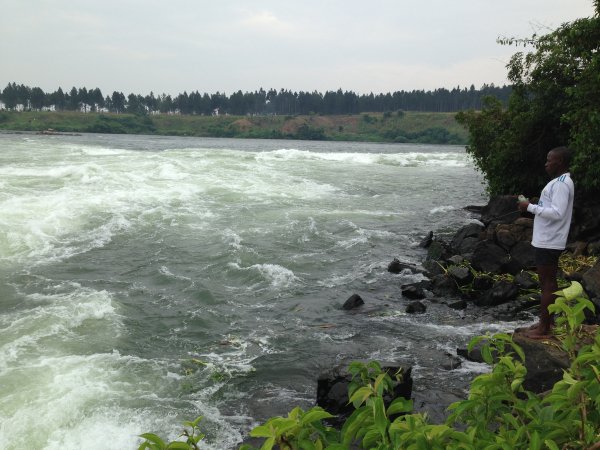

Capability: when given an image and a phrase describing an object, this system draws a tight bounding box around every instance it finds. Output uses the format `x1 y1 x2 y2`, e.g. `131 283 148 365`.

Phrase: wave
255 148 469 167
228 262 301 290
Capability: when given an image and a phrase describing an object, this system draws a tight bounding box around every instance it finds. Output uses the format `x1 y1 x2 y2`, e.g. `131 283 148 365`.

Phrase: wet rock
431 274 458 297
448 265 473 287
426 240 453 262
419 231 434 248
572 241 589 257
441 354 463 371
464 205 485 214
317 364 413 428
506 241 535 274
401 284 426 300
342 294 364 310
423 259 445 277
475 280 519 307
495 222 533 251
456 346 492 364
447 255 465 265
450 223 484 254
490 296 536 321
571 202 600 242
387 258 414 274
566 271 585 282
470 241 508 274
472 275 494 292
585 298 600 324
448 299 468 310
514 271 538 290
582 259 600 299
480 195 521 226
588 240 600 256
457 237 479 255
514 217 534 228
512 332 569 393
406 301 427 314
495 227 517 249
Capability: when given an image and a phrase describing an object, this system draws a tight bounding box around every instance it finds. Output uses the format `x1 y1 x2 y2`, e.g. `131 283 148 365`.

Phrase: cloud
238 10 296 35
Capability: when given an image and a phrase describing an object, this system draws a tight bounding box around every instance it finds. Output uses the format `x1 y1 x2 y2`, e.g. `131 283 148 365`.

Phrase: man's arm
526 182 572 220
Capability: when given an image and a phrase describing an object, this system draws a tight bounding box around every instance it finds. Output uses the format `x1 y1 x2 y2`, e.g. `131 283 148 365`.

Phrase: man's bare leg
524 264 558 338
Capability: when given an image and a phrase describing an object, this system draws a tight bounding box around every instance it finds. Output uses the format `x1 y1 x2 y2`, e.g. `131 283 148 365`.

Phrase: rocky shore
317 195 600 424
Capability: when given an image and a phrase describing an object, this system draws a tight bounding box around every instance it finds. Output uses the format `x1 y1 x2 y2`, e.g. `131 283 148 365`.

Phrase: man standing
518 147 575 339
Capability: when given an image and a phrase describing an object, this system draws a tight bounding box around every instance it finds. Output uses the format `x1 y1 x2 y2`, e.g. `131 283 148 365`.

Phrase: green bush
457 6 600 198
86 114 156 134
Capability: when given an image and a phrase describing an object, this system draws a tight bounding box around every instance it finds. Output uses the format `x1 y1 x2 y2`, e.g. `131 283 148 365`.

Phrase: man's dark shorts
534 247 563 266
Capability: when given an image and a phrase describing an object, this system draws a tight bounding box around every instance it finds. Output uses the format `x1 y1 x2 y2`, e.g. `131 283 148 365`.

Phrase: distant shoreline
0 110 469 145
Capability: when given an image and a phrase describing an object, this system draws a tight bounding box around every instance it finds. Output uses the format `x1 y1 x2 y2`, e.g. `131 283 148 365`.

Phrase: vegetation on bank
139 282 599 449
0 110 469 145
457 2 600 199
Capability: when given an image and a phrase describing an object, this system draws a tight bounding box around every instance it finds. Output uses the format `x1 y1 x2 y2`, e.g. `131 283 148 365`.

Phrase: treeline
0 82 511 116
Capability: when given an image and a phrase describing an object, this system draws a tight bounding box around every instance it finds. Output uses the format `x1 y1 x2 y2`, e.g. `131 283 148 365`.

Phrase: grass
0 110 469 144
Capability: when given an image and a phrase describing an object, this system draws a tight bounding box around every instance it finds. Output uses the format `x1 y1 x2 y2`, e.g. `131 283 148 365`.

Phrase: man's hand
518 200 530 212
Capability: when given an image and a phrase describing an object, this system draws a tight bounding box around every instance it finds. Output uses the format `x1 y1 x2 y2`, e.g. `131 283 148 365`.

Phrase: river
0 133 526 449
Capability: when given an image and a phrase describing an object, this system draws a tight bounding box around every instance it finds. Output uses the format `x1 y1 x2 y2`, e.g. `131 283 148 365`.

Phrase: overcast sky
0 1 595 96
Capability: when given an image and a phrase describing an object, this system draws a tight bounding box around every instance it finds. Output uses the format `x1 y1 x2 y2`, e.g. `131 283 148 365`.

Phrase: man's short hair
550 146 572 167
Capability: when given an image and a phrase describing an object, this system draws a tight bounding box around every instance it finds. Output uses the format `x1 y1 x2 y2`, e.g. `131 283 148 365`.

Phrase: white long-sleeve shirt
527 172 574 250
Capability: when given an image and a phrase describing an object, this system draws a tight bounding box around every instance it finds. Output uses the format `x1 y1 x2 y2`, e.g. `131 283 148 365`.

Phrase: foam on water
429 205 456 214
255 148 468 168
0 284 119 369
228 262 301 290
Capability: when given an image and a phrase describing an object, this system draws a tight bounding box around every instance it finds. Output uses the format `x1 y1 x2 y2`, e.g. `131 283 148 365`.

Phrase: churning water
0 133 526 449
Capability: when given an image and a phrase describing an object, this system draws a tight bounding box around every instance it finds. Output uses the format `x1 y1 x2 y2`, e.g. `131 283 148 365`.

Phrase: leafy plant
457 5 600 199
138 416 205 450
238 406 339 450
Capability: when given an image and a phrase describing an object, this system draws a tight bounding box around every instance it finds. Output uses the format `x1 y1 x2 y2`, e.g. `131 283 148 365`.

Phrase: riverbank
0 110 468 144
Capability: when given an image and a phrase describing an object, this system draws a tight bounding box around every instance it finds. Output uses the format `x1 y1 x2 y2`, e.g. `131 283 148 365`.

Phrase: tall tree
111 91 126 113
29 87 46 110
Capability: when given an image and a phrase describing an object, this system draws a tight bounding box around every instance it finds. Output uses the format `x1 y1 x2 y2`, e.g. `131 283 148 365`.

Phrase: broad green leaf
289 406 303 420
510 378 523 392
543 440 560 450
567 380 586 400
361 428 382 448
341 408 371 446
528 431 541 450
139 434 166 450
467 335 485 352
562 372 577 385
250 425 274 438
166 443 192 450
373 373 386 391
348 386 372 407
298 438 316 450
511 342 525 362
559 281 583 301
481 345 493 364
260 437 275 450
372 396 388 437
301 408 334 425
387 397 413 416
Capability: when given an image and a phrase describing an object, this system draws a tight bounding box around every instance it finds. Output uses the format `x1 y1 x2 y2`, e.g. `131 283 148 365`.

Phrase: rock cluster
319 195 600 424
415 195 600 321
